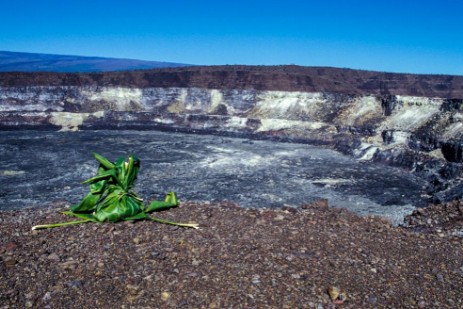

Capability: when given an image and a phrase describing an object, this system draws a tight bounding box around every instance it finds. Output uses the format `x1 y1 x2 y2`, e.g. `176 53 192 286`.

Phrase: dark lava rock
381 95 398 116
408 129 441 152
440 98 463 112
442 141 463 163
432 183 463 204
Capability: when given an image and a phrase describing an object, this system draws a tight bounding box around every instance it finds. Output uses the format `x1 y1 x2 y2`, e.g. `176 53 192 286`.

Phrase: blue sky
1 0 462 75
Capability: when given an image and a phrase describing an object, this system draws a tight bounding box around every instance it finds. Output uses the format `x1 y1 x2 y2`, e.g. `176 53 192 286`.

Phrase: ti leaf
93 152 115 170
70 192 100 213
146 192 179 213
32 153 198 230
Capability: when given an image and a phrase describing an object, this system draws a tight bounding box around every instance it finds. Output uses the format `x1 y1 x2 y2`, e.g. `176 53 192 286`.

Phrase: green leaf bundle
32 153 198 230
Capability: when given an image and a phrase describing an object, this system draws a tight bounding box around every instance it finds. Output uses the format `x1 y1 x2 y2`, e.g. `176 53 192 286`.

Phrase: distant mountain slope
0 51 191 72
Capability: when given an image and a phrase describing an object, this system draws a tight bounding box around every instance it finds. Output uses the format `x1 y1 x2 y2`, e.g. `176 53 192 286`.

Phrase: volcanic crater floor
0 130 428 225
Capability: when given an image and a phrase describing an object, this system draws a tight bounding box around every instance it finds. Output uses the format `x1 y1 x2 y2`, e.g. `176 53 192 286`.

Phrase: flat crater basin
0 130 427 225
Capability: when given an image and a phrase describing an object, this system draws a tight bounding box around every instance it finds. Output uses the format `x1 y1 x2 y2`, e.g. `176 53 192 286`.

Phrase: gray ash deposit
0 130 427 225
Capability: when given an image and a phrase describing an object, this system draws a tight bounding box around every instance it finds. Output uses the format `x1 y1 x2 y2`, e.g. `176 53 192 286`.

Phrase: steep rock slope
1 66 463 203
1 65 463 96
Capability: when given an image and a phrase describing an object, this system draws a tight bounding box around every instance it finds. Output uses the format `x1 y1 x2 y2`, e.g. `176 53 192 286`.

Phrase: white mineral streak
354 143 379 161
381 96 442 131
200 146 270 168
251 91 326 119
81 87 143 111
428 148 446 159
226 116 248 129
209 89 224 113
153 117 175 124
339 95 382 126
256 119 328 132
443 122 463 139
312 178 352 185
49 111 104 131
442 112 463 140
392 131 411 144
204 153 266 168
182 88 205 111
176 88 188 110
0 170 25 176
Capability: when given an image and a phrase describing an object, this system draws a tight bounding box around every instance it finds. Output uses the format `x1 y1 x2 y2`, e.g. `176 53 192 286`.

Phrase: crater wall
1 66 463 203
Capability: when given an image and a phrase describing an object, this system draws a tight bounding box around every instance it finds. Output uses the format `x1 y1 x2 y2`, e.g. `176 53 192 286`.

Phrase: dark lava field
0 130 428 225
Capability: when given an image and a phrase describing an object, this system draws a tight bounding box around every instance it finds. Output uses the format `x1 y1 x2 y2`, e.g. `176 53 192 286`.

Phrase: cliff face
1 66 463 204
2 65 463 97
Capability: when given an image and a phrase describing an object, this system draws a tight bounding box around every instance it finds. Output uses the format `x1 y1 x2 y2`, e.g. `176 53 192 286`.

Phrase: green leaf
164 192 178 204
117 165 126 189
115 157 125 166
123 212 148 221
81 169 117 185
95 196 122 222
146 200 177 213
62 211 99 222
124 194 145 216
146 192 179 212
93 153 115 170
95 191 120 214
70 192 100 212
93 193 143 222
125 155 140 189
89 179 107 194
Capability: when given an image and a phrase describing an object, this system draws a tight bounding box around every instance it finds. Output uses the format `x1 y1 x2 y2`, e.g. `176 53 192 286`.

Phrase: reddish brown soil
1 200 463 308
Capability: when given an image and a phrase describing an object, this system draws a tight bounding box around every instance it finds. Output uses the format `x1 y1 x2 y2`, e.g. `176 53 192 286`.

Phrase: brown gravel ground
1 200 463 309
404 199 463 236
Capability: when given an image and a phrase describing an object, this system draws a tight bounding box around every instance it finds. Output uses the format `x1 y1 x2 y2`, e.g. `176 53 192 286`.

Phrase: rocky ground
404 199 463 236
1 200 463 309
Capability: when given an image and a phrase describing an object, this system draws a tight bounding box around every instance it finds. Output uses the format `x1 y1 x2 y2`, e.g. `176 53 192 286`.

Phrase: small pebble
126 284 139 295
367 295 378 305
66 280 83 289
417 300 427 308
47 253 60 262
42 292 52 302
3 256 17 267
251 276 261 285
161 291 170 301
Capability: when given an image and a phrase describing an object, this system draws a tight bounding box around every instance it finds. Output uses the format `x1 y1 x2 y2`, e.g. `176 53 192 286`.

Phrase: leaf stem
149 216 199 229
31 219 92 230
